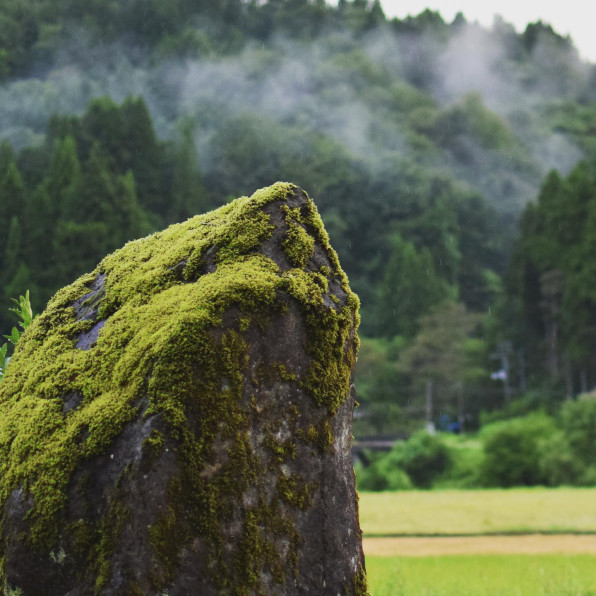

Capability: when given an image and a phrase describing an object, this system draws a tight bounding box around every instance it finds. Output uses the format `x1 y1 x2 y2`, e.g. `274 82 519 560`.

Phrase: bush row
356 398 596 490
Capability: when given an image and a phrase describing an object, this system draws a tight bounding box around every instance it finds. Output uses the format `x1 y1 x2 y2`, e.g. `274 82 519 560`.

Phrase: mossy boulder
0 183 367 595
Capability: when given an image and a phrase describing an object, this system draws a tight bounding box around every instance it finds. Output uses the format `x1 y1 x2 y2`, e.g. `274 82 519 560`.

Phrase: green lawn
359 488 596 536
366 554 596 596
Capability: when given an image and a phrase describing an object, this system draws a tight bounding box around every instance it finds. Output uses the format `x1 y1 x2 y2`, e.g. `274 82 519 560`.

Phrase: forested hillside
1 0 596 435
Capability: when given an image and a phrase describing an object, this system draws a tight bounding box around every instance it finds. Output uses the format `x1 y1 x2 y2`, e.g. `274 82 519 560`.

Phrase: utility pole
425 379 435 434
456 381 465 434
517 348 527 394
491 341 513 404
564 357 573 400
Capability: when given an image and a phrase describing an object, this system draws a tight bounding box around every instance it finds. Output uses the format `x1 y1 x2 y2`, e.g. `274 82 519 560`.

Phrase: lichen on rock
0 182 367 595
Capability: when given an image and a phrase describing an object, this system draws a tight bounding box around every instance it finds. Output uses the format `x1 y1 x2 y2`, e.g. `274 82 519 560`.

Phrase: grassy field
366 554 596 596
360 489 596 595
359 488 596 536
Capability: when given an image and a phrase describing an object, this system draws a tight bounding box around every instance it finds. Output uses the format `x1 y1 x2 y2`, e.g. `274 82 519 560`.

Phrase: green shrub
389 431 451 489
579 466 596 487
480 390 560 425
355 430 451 491
480 413 556 487
355 458 413 492
538 430 581 486
559 397 596 470
435 436 484 488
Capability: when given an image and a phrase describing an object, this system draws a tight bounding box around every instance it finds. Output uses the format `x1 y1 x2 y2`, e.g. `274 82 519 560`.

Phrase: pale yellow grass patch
359 488 596 536
364 534 596 556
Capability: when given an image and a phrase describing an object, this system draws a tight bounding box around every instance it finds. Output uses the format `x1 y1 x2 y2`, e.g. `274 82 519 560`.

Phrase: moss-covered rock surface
0 183 367 595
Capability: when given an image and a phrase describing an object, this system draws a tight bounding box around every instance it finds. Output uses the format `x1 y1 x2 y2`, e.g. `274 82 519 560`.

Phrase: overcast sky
375 0 596 63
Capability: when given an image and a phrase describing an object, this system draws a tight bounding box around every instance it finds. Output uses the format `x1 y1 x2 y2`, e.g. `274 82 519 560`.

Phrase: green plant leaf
0 290 34 382
4 327 20 346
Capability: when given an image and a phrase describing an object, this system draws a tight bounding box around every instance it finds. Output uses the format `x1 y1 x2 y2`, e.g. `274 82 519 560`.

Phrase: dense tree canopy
0 0 595 434
503 159 596 396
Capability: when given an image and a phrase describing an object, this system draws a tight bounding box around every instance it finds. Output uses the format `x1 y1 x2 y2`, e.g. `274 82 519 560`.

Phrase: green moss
94 499 131 592
69 519 93 558
0 182 360 591
281 268 359 413
300 419 333 453
127 583 144 595
148 503 180 588
277 475 315 510
263 434 294 463
143 430 165 461
49 547 66 564
276 362 297 382
282 219 315 269
254 361 297 387
238 316 251 333
3 580 23 595
352 564 370 596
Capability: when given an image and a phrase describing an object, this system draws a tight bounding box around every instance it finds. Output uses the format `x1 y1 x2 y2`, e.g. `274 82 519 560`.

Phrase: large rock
0 183 367 595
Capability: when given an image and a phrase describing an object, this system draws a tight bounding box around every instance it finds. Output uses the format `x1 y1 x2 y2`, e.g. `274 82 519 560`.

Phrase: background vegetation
357 396 596 490
1 0 596 460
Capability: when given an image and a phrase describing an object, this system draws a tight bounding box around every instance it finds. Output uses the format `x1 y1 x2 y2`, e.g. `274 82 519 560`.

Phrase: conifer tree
45 135 82 219
0 140 15 177
79 97 124 166
120 96 165 215
80 142 122 226
168 127 207 223
505 159 596 391
0 161 26 255
51 220 109 290
1 216 22 289
114 170 152 241
21 185 55 284
81 143 151 245
376 234 448 338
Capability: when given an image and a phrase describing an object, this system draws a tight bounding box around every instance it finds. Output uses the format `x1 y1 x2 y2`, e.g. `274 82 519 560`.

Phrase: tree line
0 96 206 316
0 0 596 437
503 159 596 399
357 399 596 490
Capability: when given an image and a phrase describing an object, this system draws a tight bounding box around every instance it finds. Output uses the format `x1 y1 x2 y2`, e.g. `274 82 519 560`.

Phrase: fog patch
435 23 519 111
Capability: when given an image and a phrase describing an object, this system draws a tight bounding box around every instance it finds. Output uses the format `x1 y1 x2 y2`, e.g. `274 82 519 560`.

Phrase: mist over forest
2 0 596 436
3 3 594 206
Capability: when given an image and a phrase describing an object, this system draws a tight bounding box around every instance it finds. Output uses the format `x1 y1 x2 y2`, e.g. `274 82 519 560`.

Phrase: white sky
377 0 596 63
